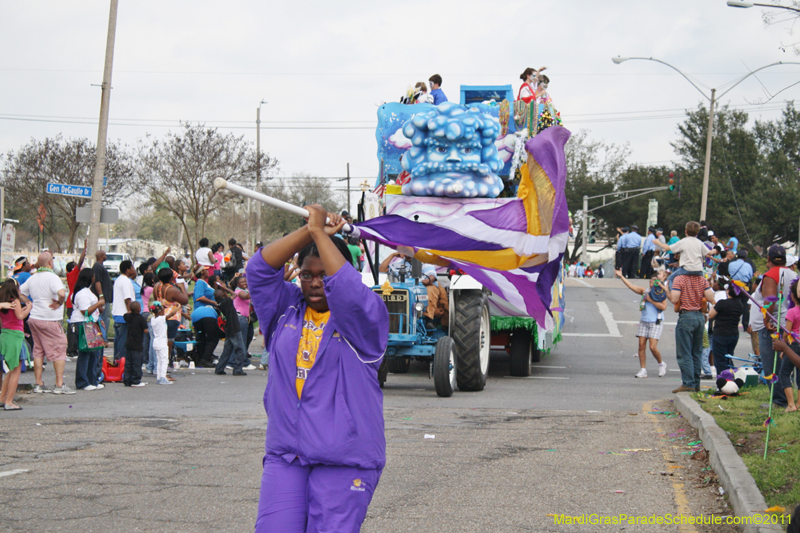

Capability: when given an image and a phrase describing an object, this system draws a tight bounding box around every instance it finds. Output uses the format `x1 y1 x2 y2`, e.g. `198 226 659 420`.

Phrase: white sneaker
131 382 147 388
226 365 233 370
81 385 97 391
95 384 105 390
711 366 717 379
52 385 77 395
658 363 667 377
635 368 648 378
243 364 256 370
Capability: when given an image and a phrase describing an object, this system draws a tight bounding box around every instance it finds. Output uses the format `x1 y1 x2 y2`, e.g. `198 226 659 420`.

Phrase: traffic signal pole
581 195 589 263
579 185 670 264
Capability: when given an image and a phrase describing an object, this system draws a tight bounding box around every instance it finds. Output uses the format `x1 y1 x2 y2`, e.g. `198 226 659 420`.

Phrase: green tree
563 131 630 261
672 103 800 253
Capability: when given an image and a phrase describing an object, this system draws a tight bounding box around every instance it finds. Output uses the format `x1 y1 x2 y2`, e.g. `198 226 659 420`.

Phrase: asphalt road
0 279 744 532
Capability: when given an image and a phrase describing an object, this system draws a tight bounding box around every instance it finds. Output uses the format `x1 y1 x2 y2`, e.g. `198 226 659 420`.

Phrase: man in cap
618 224 642 279
667 254 716 393
640 226 658 279
615 227 628 270
749 245 798 408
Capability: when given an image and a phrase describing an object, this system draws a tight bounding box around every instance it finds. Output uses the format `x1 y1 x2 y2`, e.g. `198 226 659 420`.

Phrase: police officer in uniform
619 224 642 279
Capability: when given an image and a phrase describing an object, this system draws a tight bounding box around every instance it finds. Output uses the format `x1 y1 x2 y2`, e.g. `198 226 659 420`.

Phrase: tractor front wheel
433 336 456 397
452 291 490 392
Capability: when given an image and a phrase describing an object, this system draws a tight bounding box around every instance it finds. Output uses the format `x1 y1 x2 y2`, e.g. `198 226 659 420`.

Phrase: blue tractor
373 261 459 397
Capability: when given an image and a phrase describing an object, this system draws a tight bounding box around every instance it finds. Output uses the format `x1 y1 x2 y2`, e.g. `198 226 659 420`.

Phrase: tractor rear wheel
509 328 532 377
452 291 490 391
433 336 456 397
387 357 411 374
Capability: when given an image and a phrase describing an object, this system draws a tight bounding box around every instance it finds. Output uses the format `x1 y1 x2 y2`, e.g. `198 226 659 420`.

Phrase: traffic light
587 215 597 244
668 172 675 192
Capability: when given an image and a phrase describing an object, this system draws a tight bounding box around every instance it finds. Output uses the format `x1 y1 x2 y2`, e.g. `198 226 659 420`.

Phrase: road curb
674 393 783 533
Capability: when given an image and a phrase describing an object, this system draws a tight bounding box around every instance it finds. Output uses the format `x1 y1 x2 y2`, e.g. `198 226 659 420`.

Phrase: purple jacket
247 251 389 469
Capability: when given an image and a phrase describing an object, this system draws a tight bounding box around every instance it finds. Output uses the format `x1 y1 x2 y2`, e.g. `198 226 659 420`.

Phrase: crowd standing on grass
604 217 800 409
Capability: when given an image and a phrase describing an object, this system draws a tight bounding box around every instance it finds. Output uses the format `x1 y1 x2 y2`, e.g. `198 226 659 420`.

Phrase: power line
2 67 799 77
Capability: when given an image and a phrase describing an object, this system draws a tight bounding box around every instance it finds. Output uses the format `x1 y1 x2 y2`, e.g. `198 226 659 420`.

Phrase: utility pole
256 100 267 246
347 163 351 215
87 0 118 257
581 195 588 263
700 88 715 222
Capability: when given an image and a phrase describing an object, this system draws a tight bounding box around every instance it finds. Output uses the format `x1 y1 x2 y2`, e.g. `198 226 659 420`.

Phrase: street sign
1 224 15 269
76 206 119 224
647 199 658 230
46 183 92 198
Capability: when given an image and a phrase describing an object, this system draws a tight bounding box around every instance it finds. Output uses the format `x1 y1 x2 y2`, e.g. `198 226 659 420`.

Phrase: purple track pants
255 454 382 533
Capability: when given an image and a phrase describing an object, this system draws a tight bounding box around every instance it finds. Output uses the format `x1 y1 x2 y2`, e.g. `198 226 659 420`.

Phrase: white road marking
562 333 621 337
597 301 621 337
533 365 567 369
573 278 593 288
617 320 677 326
0 469 29 479
504 376 570 380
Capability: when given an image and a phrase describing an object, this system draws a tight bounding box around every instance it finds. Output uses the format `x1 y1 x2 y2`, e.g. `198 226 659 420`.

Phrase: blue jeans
701 347 712 375
712 335 739 373
675 311 705 389
101 305 112 341
216 329 245 373
758 328 788 406
778 342 800 391
75 349 100 389
667 267 703 290
238 316 250 360
113 321 128 363
142 312 156 373
260 344 269 367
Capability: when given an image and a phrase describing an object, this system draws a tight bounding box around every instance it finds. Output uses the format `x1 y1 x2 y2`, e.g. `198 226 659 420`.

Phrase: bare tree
1 136 133 252
261 173 345 240
136 124 253 257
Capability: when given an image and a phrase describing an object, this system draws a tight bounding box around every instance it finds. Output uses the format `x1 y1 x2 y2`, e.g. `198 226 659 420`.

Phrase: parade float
357 84 568 393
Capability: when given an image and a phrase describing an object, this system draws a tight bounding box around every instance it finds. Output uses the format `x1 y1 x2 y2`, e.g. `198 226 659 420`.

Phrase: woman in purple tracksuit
248 205 389 533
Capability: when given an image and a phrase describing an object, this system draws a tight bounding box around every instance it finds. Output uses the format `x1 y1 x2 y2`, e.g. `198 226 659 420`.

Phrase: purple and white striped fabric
355 126 571 328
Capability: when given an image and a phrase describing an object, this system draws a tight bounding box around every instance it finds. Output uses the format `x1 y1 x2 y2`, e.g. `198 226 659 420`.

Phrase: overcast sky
2 0 800 208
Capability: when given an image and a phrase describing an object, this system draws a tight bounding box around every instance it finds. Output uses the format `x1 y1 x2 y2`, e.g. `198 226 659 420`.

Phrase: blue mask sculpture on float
400 102 504 198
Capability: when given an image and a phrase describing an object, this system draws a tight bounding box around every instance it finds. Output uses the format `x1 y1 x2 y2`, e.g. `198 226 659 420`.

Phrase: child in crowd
616 269 669 378
149 301 180 385
141 272 157 375
0 279 32 410
123 301 149 387
780 280 800 412
214 289 246 376
654 221 714 289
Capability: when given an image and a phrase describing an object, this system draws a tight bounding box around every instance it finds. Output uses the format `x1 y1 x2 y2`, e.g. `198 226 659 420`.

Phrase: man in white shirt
112 260 137 362
20 252 75 394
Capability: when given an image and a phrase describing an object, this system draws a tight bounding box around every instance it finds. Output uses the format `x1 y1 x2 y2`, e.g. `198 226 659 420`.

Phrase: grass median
695 385 800 511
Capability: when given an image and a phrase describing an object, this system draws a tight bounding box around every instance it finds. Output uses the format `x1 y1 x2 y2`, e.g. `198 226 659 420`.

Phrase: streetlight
256 99 267 248
727 1 800 12
612 56 800 221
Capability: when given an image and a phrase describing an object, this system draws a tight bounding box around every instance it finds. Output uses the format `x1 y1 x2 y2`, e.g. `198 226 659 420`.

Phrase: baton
213 178 359 237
